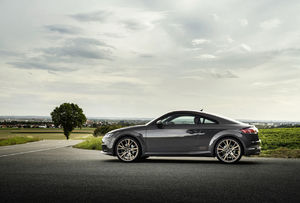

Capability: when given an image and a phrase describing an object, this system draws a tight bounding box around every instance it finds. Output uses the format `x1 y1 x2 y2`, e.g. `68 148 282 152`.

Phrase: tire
115 137 141 162
215 137 242 164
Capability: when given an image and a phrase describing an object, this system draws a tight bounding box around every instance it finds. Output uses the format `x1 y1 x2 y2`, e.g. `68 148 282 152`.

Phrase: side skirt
144 151 212 157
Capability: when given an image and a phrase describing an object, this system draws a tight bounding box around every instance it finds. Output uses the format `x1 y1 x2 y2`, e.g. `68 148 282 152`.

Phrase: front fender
111 130 146 156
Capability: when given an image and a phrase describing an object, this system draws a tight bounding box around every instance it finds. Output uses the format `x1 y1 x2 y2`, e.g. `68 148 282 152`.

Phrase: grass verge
258 127 300 158
0 128 95 140
259 147 300 158
0 136 41 146
73 137 103 150
259 128 300 150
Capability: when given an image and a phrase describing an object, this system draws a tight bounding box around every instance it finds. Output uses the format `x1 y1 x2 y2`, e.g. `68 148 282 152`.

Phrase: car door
145 114 202 153
190 116 223 151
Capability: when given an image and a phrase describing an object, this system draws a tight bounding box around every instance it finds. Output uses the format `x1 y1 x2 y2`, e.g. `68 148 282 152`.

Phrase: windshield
146 117 158 125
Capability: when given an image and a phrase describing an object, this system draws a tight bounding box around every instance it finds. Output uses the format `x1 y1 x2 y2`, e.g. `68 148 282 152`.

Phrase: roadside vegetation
259 127 300 158
73 137 103 150
73 124 126 150
93 124 124 137
0 136 40 146
0 128 94 141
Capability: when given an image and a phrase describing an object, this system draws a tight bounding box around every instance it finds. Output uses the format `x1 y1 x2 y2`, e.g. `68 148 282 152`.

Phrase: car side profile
102 110 261 163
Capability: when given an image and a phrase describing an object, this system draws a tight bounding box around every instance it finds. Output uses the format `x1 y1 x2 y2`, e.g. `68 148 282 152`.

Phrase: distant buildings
0 116 299 129
0 117 149 128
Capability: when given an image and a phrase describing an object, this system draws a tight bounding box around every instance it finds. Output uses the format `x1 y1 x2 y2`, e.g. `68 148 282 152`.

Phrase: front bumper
244 140 261 155
101 135 115 155
101 144 113 155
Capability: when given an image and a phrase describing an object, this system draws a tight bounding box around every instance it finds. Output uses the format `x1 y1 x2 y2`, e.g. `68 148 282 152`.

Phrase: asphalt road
0 141 299 203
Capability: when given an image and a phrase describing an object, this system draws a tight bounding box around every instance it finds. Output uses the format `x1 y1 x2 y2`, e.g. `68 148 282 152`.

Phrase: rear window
199 117 218 124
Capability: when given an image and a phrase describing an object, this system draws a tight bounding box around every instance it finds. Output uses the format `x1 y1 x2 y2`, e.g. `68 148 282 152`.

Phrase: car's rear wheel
215 138 242 163
116 137 141 162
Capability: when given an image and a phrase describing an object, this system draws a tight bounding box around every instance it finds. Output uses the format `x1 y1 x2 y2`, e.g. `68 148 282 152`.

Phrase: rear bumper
244 140 261 155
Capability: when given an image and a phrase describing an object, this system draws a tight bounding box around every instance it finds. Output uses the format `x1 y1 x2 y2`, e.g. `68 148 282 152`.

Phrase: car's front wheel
215 138 242 163
115 137 141 162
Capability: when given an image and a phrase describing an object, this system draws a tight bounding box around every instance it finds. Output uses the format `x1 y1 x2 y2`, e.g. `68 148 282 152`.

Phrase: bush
93 125 123 137
73 137 102 150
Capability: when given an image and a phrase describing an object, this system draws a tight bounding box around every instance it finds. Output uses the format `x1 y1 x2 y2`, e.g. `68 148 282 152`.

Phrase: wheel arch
210 134 246 156
112 133 145 156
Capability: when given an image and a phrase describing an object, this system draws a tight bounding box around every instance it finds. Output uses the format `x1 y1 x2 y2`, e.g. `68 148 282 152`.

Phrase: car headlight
104 133 113 138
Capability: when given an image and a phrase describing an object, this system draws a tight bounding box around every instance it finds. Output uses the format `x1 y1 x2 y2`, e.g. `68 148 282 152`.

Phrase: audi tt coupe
102 110 261 163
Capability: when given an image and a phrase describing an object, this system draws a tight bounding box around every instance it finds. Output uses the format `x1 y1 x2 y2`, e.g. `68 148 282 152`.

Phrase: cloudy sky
0 0 300 120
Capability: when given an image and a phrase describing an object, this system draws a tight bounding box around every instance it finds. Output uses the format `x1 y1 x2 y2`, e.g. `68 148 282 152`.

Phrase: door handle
187 129 205 135
187 129 195 134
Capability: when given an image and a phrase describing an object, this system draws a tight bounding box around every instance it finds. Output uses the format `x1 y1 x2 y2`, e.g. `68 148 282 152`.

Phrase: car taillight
240 127 258 134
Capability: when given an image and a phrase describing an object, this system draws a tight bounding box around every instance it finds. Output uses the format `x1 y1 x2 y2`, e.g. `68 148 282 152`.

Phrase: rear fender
208 130 246 156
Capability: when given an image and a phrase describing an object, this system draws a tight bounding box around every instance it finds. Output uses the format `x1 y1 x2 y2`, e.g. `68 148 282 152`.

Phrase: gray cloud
8 61 67 71
213 70 239 79
45 24 82 34
139 54 155 58
43 37 113 60
121 19 148 30
70 10 112 22
0 50 23 57
8 37 114 72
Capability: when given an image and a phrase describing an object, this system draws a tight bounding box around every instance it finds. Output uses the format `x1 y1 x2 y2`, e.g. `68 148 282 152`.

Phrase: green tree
51 103 87 140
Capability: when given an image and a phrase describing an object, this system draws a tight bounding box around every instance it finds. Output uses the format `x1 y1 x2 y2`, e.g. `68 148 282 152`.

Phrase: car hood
108 125 147 134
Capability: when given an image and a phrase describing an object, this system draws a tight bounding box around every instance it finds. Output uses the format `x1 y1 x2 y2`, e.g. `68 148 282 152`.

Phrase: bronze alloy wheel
116 137 140 162
215 138 242 163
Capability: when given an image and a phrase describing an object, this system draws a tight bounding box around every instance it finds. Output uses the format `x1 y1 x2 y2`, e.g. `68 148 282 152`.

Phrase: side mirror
156 120 163 129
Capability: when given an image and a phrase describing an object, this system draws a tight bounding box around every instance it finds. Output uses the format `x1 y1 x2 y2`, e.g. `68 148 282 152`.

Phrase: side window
171 116 195 125
203 118 217 124
162 115 196 125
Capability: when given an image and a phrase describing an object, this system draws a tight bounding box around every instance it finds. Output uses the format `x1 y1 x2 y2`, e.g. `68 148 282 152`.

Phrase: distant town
0 116 300 129
0 116 150 129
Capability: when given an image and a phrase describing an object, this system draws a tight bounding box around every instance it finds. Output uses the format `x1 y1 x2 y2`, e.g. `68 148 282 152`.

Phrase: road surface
0 140 299 202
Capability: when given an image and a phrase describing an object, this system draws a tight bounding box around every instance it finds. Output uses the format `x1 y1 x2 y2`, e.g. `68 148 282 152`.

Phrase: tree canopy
51 103 87 139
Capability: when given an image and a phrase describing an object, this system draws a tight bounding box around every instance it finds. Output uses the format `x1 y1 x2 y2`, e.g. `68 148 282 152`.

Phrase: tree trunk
63 129 70 140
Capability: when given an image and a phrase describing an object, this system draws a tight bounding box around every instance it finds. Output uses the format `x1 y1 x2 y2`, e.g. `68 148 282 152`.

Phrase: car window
162 115 196 125
199 117 217 124
204 118 216 124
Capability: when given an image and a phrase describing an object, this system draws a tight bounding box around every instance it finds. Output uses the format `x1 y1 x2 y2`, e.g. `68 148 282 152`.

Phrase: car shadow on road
103 158 260 165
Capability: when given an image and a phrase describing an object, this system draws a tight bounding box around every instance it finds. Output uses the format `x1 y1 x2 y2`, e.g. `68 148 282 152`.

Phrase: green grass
73 137 103 150
259 148 300 158
259 128 300 150
0 136 41 146
258 127 300 158
0 128 95 140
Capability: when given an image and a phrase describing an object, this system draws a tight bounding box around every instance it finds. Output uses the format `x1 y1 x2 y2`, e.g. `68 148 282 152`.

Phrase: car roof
162 110 241 124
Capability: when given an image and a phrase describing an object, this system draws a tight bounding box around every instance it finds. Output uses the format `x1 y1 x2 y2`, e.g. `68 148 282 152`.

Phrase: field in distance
0 128 95 140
